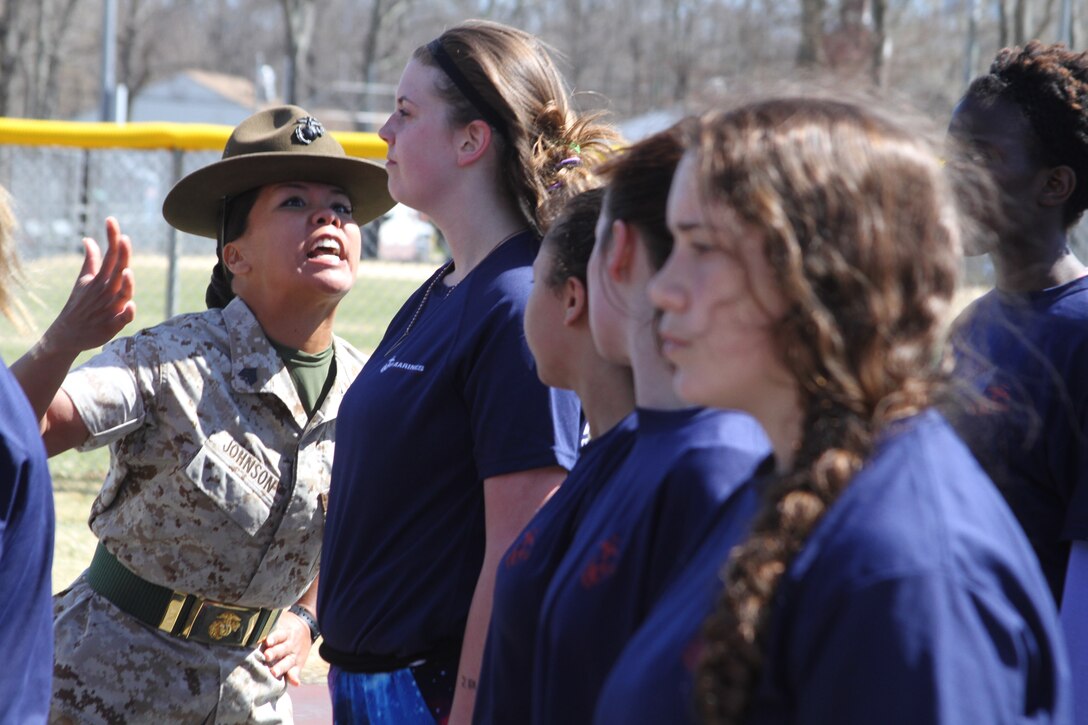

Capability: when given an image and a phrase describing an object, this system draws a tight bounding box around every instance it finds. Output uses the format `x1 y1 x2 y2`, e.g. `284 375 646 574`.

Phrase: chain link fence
0 121 441 357
3 119 1087 352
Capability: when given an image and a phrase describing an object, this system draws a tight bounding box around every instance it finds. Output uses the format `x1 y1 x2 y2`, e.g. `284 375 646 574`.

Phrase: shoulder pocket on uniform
182 442 277 536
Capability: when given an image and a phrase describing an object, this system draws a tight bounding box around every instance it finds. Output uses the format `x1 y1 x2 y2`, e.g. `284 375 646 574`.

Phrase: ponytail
204 188 259 310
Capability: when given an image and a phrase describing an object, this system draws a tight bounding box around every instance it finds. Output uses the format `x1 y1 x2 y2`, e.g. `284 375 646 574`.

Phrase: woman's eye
281 196 306 208
334 203 354 216
690 240 716 256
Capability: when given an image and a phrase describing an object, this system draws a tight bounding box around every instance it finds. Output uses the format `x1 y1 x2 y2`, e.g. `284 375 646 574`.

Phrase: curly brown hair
964 41 1088 227
414 20 620 233
689 98 963 723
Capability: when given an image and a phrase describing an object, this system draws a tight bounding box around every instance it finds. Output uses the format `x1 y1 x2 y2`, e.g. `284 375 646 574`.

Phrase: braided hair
689 98 963 723
964 41 1088 228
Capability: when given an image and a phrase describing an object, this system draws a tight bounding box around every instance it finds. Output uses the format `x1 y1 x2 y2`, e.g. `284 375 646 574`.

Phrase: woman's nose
313 206 343 227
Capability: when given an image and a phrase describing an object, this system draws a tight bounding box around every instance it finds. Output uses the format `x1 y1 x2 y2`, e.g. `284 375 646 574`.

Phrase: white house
73 69 260 125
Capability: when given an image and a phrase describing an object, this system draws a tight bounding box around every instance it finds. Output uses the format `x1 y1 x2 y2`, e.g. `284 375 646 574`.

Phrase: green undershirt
271 341 336 418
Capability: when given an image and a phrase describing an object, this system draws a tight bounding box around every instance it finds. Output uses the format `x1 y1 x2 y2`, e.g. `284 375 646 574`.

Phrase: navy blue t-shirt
742 412 1068 724
592 476 764 724
0 358 54 723
318 232 582 662
949 276 1088 601
475 412 638 725
532 407 769 724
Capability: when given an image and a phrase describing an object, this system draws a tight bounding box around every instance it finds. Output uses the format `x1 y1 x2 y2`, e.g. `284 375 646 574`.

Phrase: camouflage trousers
50 575 293 724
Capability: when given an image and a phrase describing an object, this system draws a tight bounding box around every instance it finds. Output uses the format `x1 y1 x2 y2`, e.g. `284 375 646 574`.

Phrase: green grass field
0 254 431 364
2 253 432 585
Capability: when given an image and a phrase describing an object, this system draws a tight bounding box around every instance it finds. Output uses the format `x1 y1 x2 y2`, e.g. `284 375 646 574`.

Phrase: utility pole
100 0 117 122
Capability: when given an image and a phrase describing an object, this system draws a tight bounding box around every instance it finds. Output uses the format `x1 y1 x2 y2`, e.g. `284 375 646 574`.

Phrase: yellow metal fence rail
0 116 386 157
0 117 390 320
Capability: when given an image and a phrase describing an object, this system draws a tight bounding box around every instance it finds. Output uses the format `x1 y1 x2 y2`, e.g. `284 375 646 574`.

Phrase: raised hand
10 217 137 439
45 216 136 355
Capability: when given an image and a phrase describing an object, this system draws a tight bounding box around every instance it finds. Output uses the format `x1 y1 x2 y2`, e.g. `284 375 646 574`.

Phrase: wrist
288 604 320 643
36 328 83 361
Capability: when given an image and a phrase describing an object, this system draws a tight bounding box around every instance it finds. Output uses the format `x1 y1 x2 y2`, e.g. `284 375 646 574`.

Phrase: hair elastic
427 38 507 137
547 157 583 191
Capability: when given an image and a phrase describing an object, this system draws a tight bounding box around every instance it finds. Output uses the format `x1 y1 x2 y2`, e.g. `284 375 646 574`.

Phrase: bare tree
664 0 701 104
281 0 316 104
115 0 158 115
0 0 1020 134
357 0 418 125
871 0 889 86
798 0 827 67
359 0 391 114
997 0 1059 46
0 1 29 115
1015 0 1032 44
26 0 82 118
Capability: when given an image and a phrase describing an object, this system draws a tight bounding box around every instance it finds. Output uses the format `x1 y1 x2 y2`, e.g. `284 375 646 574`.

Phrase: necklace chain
381 230 523 359
383 260 455 358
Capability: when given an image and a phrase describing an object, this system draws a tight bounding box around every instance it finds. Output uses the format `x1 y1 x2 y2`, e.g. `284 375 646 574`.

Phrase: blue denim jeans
328 657 455 725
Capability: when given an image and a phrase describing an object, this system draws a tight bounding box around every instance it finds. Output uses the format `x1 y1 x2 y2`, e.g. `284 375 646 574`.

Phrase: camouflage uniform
50 297 364 725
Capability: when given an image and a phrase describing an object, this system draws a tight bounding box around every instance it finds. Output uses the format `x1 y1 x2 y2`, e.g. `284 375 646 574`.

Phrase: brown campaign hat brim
163 151 393 239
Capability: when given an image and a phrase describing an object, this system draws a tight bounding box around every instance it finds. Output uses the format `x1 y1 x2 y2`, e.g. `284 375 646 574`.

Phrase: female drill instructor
11 105 393 724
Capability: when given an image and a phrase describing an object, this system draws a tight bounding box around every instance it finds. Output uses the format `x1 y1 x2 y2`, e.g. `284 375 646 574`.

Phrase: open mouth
307 236 344 261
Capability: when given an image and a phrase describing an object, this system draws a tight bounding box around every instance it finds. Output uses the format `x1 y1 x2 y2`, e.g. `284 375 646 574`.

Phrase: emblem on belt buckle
209 611 243 640
181 600 259 646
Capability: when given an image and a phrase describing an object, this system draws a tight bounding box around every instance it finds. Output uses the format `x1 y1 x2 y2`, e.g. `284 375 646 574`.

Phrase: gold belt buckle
159 591 189 634
181 600 262 647
157 592 280 648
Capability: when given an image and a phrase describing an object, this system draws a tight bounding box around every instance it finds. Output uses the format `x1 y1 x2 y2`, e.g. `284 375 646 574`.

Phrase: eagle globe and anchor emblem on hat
293 116 325 145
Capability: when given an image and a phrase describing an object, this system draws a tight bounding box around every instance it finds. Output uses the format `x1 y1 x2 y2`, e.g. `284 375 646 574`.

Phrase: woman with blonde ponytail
317 19 621 724
621 97 1073 724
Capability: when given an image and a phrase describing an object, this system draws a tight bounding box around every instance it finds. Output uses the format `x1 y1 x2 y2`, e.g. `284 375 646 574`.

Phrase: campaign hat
163 105 393 239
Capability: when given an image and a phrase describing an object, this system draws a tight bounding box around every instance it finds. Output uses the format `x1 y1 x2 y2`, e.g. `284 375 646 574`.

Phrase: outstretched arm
11 217 136 455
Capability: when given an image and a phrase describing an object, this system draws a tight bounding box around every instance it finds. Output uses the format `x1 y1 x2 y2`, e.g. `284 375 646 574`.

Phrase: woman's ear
455 119 495 167
1040 165 1076 208
222 241 253 276
605 219 635 283
563 277 588 326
